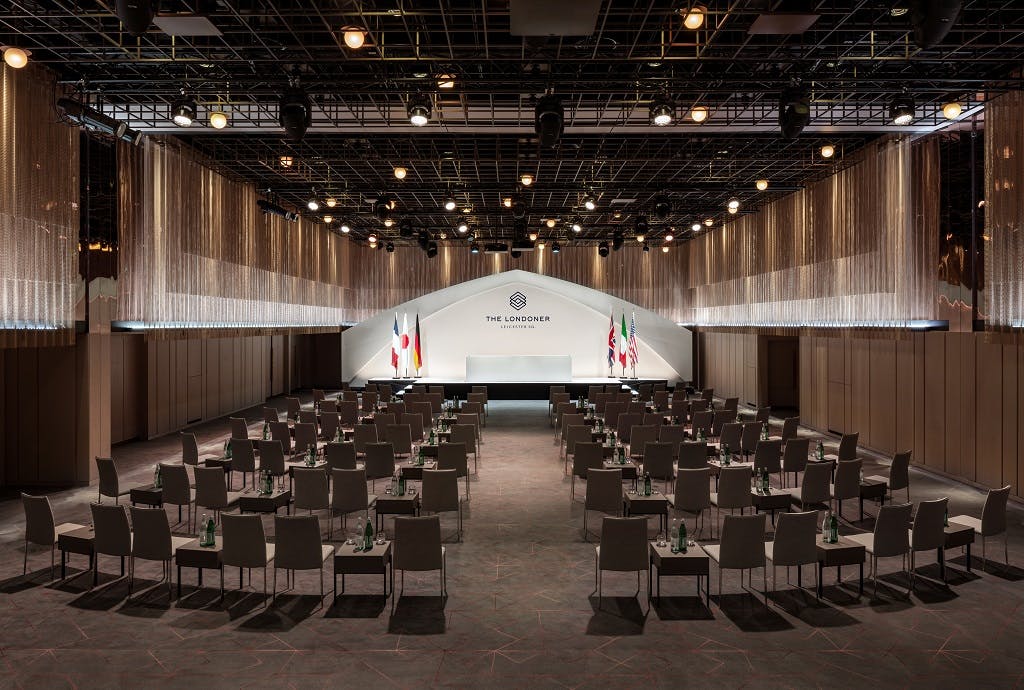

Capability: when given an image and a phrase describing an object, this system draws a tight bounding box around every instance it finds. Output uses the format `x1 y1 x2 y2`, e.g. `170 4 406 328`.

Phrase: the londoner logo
485 290 552 329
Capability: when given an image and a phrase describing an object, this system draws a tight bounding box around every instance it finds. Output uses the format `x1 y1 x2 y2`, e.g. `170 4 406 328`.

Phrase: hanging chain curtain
984 91 1024 328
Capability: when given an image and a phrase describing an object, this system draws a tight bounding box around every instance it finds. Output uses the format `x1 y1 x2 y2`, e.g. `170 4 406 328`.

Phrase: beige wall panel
111 336 125 443
813 337 829 429
1004 344 1019 495
205 338 221 421
219 338 233 414
961 334 978 483
913 333 926 465
944 334 962 478
869 338 897 455
16 349 39 483
894 336 915 454
975 341 1003 488
174 340 188 428
850 338 871 444
37 347 76 483
923 332 946 471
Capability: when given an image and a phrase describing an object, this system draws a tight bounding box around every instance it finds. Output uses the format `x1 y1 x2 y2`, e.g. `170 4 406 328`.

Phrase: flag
413 313 423 373
628 311 639 368
607 311 616 369
619 313 628 367
391 314 400 370
400 312 410 374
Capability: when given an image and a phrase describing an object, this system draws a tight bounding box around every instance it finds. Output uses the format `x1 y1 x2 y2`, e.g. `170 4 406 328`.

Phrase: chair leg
272 566 277 602
23 539 28 576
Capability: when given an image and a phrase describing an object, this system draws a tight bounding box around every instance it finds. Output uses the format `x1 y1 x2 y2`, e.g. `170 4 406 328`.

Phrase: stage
367 377 671 400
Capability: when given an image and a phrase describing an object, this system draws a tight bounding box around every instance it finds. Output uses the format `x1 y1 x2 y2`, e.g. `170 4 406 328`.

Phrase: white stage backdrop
341 270 692 384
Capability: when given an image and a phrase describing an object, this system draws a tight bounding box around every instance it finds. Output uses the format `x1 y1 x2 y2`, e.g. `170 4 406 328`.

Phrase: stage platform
367 377 670 400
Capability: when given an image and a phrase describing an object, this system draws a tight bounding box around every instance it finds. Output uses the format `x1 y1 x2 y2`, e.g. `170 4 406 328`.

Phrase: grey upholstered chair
825 432 859 463
866 451 911 503
263 407 280 423
909 497 948 587
659 425 687 458
293 422 319 459
711 466 753 521
949 485 1012 572
329 468 375 539
338 400 359 427
782 438 809 488
777 416 800 445
96 456 130 504
392 515 446 610
571 442 606 501
678 441 709 470
643 442 675 492
298 409 317 426
181 433 218 467
450 424 479 472
320 412 340 442
437 442 470 500
704 513 768 604
363 443 396 491
272 515 334 605
373 412 396 430
691 411 713 439
229 417 250 441
594 516 649 607
753 439 783 485
90 503 132 588
352 424 378 456
292 467 330 531
847 502 913 597
788 461 831 511
643 412 665 427
754 407 771 424
830 459 862 520
401 412 425 442
21 493 85 578
159 463 194 532
270 421 292 456
128 506 190 598
325 442 357 471
667 467 713 539
386 424 413 458
285 397 301 420
230 438 257 490
564 425 592 469
258 440 287 487
194 466 242 524
764 510 819 599
628 425 658 460
421 469 464 541
740 422 762 458
583 468 624 541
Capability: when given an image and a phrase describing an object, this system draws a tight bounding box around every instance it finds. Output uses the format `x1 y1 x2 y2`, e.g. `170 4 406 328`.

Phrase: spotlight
279 82 312 142
756 179 769 191
545 218 556 228
384 217 395 228
443 196 457 212
399 220 414 238
457 222 469 234
664 233 674 242
279 155 294 168
307 197 319 211
417 230 430 249
642 243 650 252
890 93 916 125
534 94 564 148
3 46 30 69
636 234 645 243
635 215 650 236
650 95 674 126
779 85 810 140
325 197 337 207
942 101 962 120
552 241 560 254
256 199 299 222
704 218 714 226
462 207 472 214
572 223 582 233
394 166 407 180
171 96 196 127
56 98 143 145
727 198 740 211
537 239 546 248
470 243 480 254
374 195 394 219
408 93 432 126
385 241 395 253
682 4 706 29
436 74 456 89
690 105 709 123
511 195 528 220
323 215 334 224
502 196 513 208
510 250 522 259
340 222 351 233
520 173 534 186
820 144 835 158
662 245 670 253
368 232 378 244
598 242 610 257
691 222 701 232
910 1 963 49
612 231 624 251
467 232 476 242
209 110 228 129
652 196 671 221
426 241 438 258
343 27 365 49
114 0 155 37
583 196 596 211
528 231 539 242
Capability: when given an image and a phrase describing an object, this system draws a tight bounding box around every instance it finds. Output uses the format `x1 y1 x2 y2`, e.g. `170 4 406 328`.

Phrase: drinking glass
656 532 666 547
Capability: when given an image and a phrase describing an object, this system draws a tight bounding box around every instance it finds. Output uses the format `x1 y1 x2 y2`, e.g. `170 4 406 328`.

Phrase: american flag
627 312 639 368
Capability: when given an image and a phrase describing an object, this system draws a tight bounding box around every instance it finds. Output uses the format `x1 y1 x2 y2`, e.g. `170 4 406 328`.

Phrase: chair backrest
642 412 664 427
604 402 625 427
561 413 586 437
719 422 743 451
629 426 658 457
21 493 56 546
701 387 714 401
361 391 378 412
401 412 425 441
274 515 326 570
160 463 191 505
430 385 447 397
325 442 357 470
838 432 859 461
292 467 330 511
594 392 612 413
221 514 269 568
782 438 809 473
129 506 172 561
719 513 767 570
468 392 486 408
753 439 783 474
285 397 301 420
437 442 469 478
740 422 761 454
689 399 709 416
643 442 674 480
873 502 913 557
585 468 624 513
799 462 832 505
230 438 256 473
678 441 709 470
889 451 911 491
755 407 770 424
627 401 646 415
386 424 413 455
638 383 653 401
412 401 433 429
781 416 799 443
341 390 358 402
722 397 739 413
422 469 460 513
672 467 711 512
393 516 443 571
195 466 229 509
551 392 571 410
653 391 669 409
230 417 249 440
388 401 406 418
263 407 280 423
450 424 477 451
659 425 687 457
373 412 396 429
462 401 484 420
298 409 317 426
981 485 1012 536
364 442 396 480
331 468 370 515
716 466 753 509
616 413 644 441
352 424 379 454
691 410 713 437
428 393 444 414
270 421 292 453
180 433 201 466
96 456 120 498
912 497 948 551
294 422 318 456
770 510 818 567
320 412 340 440
587 385 603 400
598 517 649 572
90 503 131 557
565 425 592 456
378 388 392 404
258 440 286 476
337 400 359 426
573 443 606 479
455 413 480 434
833 459 862 501
549 385 567 401
409 385 426 395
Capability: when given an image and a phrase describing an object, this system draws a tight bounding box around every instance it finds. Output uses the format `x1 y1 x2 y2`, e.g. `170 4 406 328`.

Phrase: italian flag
618 313 628 368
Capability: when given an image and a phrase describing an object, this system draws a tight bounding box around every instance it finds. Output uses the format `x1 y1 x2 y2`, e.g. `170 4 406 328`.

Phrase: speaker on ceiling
116 0 156 38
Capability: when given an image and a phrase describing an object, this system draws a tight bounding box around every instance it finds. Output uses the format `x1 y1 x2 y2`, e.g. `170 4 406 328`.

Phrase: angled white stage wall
341 270 692 385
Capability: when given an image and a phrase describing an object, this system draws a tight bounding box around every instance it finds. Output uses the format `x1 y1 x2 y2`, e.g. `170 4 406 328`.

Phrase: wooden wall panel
850 338 871 445
869 338 897 456
961 334 978 483
1007 345 1020 493
111 336 125 443
813 337 829 429
1019 344 1024 495
923 333 946 471
913 333 926 462
976 341 1003 488
17 349 40 483
187 338 202 423
895 336 916 454
37 347 76 483
943 334 962 478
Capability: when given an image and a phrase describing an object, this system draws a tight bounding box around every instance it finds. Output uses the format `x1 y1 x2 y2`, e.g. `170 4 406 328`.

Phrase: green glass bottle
829 512 838 544
643 472 652 496
263 422 270 440
363 516 374 550
761 468 770 494
206 515 216 548
817 440 825 462
722 443 730 466
153 464 162 489
397 468 406 496
307 444 315 466
678 518 688 554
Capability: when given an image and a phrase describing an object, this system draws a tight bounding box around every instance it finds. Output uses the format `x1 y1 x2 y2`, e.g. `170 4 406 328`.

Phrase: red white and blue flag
391 314 400 370
607 311 616 370
627 311 639 369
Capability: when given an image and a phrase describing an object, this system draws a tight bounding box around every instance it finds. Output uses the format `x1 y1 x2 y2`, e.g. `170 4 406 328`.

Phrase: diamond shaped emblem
509 291 527 310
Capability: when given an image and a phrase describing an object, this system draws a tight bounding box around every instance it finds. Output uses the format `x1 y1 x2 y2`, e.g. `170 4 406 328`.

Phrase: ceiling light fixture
3 46 29 69
503 196 513 208
642 243 650 252
636 234 645 243
691 222 701 232
572 223 582 233
545 218 556 228
325 197 337 208
583 195 596 211
443 195 457 212
535 93 564 148
457 222 469 233
756 179 769 191
279 77 312 142
470 243 480 254
650 95 674 126
662 245 670 253
942 101 963 120
407 93 432 126
598 241 610 257
343 28 365 49
385 242 395 253
820 144 835 158
323 215 333 224
890 93 916 125
551 242 560 254
383 217 394 228
393 166 407 180
779 84 811 140
279 155 294 168
436 74 456 89
612 231 624 251
682 4 706 30
171 95 196 127
690 105 709 123
307 195 319 212
664 233 674 242
340 222 351 233
208 109 228 129
520 172 534 186
368 232 378 244
704 218 714 226
528 231 539 242
426 241 438 258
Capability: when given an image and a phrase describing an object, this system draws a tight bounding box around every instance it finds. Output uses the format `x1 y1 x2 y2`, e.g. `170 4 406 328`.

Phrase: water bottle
199 514 210 546
817 440 825 462
205 515 216 547
355 516 364 545
153 464 162 488
364 517 374 550
643 472 652 497
829 512 838 544
307 444 315 467
669 518 679 552
722 443 730 466
678 519 688 553
762 423 769 441
822 510 831 543
263 422 270 440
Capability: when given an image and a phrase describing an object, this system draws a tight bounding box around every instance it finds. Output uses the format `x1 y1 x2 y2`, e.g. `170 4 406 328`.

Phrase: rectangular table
175 539 223 597
943 522 976 575
374 493 420 531
623 491 669 532
130 484 163 508
649 541 710 605
398 460 437 481
238 488 292 515
816 536 866 597
859 480 888 521
57 526 95 580
333 541 392 596
751 488 791 525
603 458 638 481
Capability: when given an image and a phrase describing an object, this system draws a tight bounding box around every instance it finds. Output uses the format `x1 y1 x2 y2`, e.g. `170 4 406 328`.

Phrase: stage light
691 222 701 232
704 217 714 226
612 231 624 251
755 179 769 191
910 1 962 49
583 196 596 211
779 85 810 140
820 144 835 158
890 93 915 125
682 4 706 29
340 222 351 233
545 218 556 228
662 245 670 253
942 101 962 120
690 105 709 123
598 241 610 257
257 199 299 222
635 215 649 236
457 222 468 234
385 241 395 253
664 232 674 242
383 217 395 228
636 234 645 243
56 98 143 145
650 96 674 126
512 196 527 220
426 241 438 258
394 166 407 180
466 232 476 242
279 155 294 168
537 239 546 248
323 215 333 224
642 243 650 252
368 232 378 244
535 94 564 148
528 231 539 242
325 196 336 207
503 196 513 208
307 194 319 211
511 250 522 259
436 74 456 89
3 47 29 69
443 196 457 212
520 173 534 186
209 110 228 129
572 223 582 233
343 28 365 49
171 96 196 127
461 207 472 214
115 0 155 37
408 93 432 126
279 82 312 142
470 243 480 254
727 198 740 211
552 241 561 254
653 196 671 220
398 221 413 238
